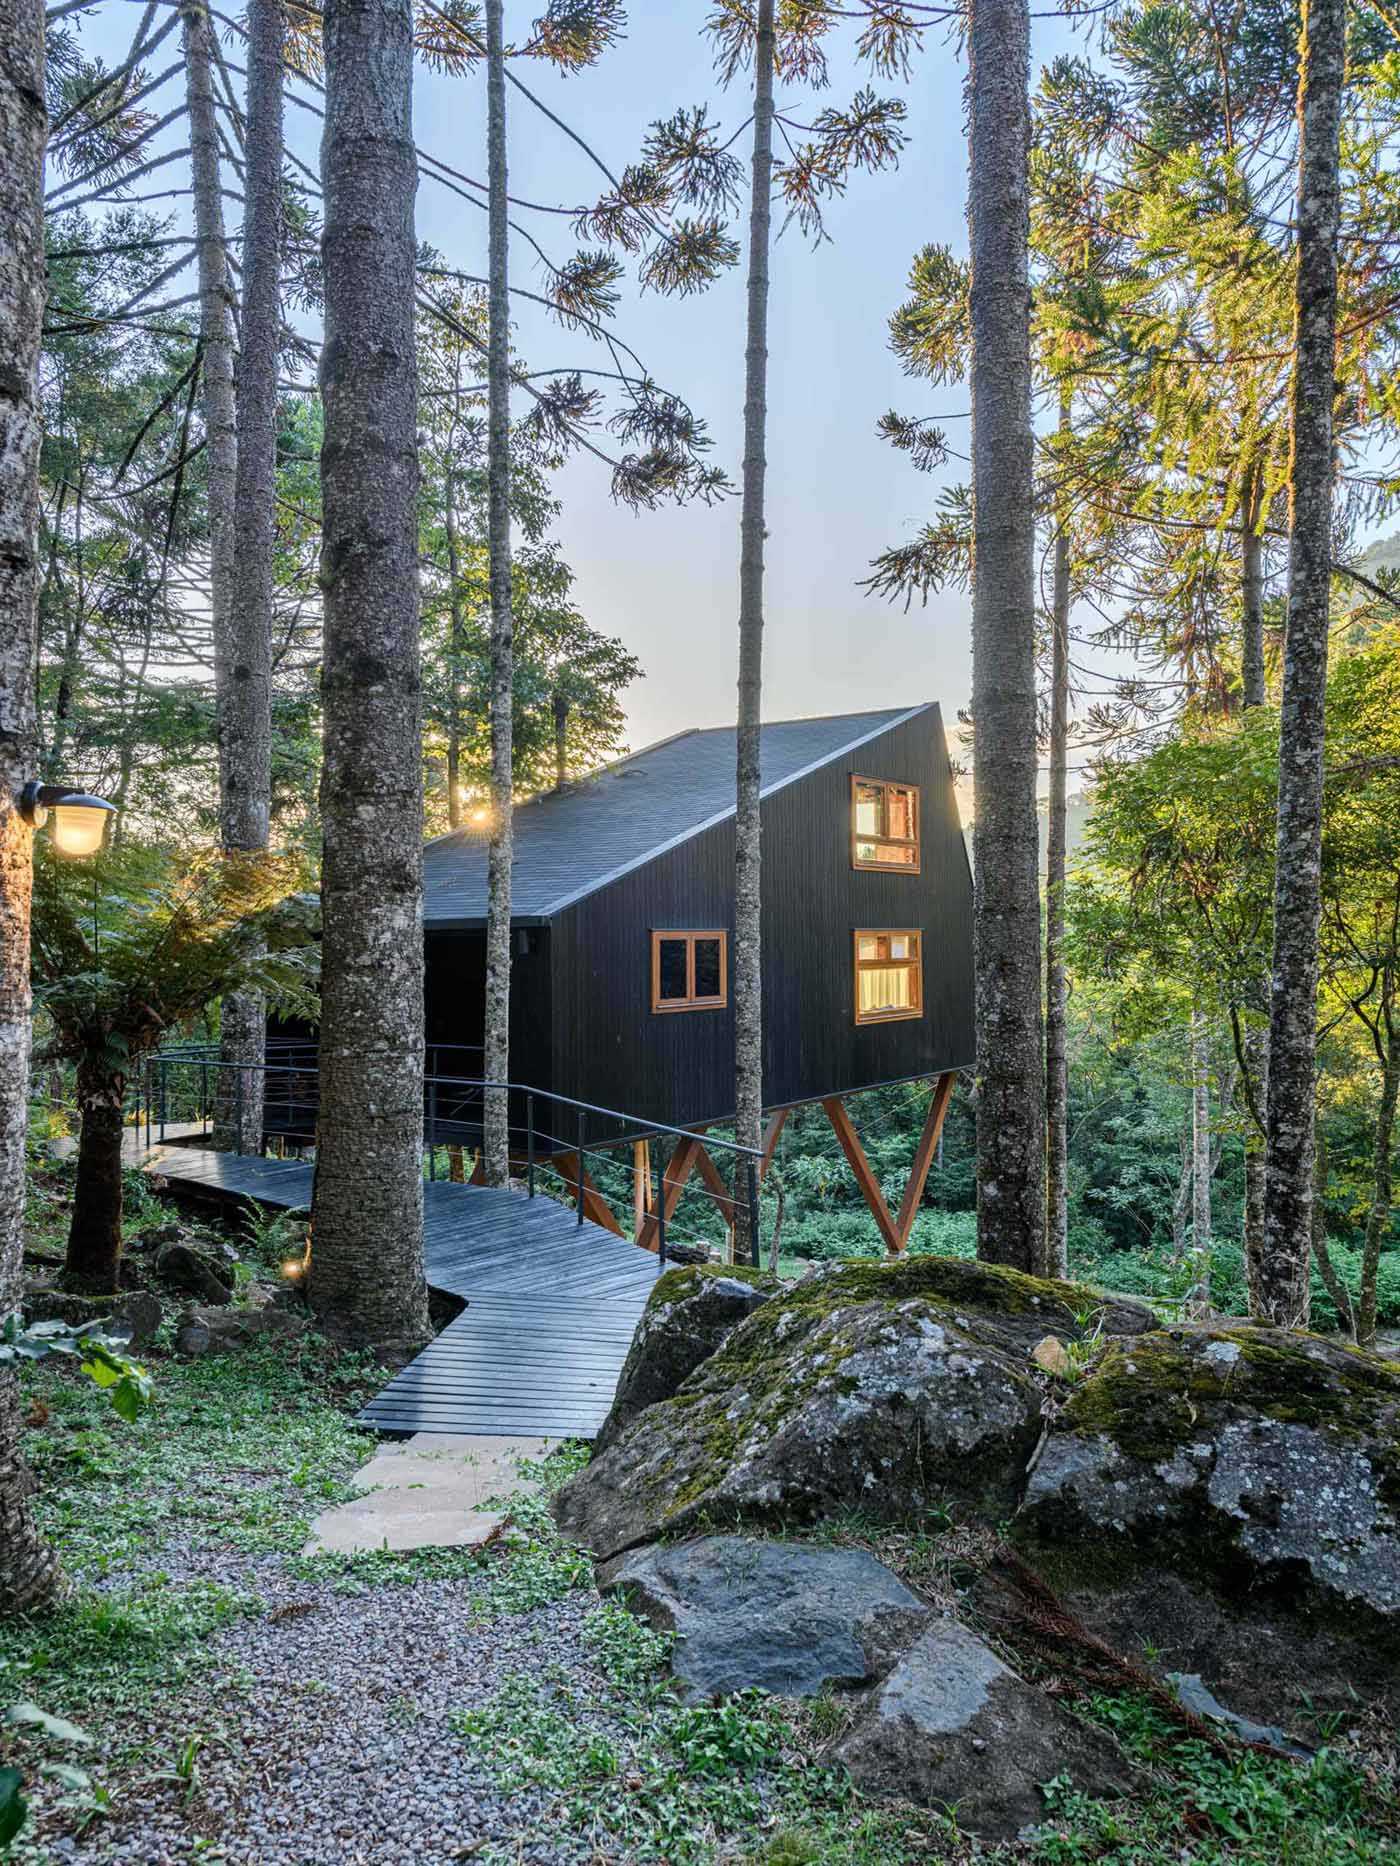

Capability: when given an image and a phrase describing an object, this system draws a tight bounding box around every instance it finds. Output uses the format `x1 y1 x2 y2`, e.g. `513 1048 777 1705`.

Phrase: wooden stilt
759 1108 788 1182
633 1138 651 1240
549 1152 627 1237
821 1096 901 1254
894 1072 957 1252
448 1144 466 1184
638 1131 705 1254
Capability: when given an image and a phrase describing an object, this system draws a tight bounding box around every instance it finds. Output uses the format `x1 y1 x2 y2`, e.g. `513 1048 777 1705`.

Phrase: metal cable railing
136 1049 765 1270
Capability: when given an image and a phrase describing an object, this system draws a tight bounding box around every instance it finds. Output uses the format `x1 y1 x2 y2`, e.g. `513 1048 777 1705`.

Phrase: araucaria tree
967 0 1043 1270
0 0 65 1614
1261 0 1347 1325
310 0 432 1357
733 0 776 1237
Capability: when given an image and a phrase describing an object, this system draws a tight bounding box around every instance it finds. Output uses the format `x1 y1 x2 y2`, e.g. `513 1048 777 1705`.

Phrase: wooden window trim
651 929 728 1014
850 774 921 873
853 928 923 1025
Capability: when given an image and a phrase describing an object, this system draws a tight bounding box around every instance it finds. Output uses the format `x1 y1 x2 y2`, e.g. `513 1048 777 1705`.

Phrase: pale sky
77 0 1092 753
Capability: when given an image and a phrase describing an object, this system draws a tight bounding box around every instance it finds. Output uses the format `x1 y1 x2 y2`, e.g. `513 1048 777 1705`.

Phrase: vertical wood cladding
548 707 974 1128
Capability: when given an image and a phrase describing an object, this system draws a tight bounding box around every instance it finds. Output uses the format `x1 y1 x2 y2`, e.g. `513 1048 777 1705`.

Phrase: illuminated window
651 930 727 1013
854 929 923 1024
851 776 920 871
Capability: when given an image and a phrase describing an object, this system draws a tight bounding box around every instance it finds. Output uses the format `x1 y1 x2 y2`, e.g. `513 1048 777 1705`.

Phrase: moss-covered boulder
1015 1326 1400 1721
594 1263 776 1455
556 1256 1153 1559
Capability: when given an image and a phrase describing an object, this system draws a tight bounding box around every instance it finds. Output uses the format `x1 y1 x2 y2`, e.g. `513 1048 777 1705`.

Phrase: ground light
17 782 118 857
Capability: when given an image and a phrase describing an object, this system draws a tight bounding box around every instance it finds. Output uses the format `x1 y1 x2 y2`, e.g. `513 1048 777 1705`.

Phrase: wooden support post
821 1096 902 1255
894 1072 957 1252
550 1152 627 1237
633 1138 651 1241
691 1142 736 1236
759 1108 788 1182
638 1131 705 1254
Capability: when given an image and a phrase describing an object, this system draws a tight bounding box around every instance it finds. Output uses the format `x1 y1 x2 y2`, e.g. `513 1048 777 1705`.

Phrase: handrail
139 1046 764 1267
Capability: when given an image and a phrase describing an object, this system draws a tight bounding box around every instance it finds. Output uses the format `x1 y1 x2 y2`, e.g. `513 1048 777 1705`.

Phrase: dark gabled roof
423 701 938 926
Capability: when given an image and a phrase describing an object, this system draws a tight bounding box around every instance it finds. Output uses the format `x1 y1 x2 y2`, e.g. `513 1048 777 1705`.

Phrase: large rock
836 1617 1137 1841
557 1257 1151 1559
1015 1326 1400 1721
594 1264 775 1454
600 1535 930 1702
155 1240 233 1304
175 1303 307 1356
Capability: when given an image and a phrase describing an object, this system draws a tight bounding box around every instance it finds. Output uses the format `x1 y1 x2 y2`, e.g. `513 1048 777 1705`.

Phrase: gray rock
156 1240 233 1304
1015 1325 1400 1722
174 1303 307 1356
600 1534 930 1702
1167 1673 1314 1758
556 1258 1066 1559
594 1264 775 1454
111 1289 163 1348
836 1618 1137 1841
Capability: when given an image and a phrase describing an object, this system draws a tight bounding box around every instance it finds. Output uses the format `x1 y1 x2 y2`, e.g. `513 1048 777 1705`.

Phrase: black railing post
234 1065 245 1157
428 1078 438 1181
656 1143 667 1267
526 1094 536 1198
746 1158 761 1269
576 1108 585 1225
159 1059 167 1141
201 1059 208 1134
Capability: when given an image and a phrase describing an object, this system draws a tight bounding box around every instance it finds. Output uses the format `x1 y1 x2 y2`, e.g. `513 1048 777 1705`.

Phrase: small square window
851 776 921 872
652 930 728 1013
854 929 923 1024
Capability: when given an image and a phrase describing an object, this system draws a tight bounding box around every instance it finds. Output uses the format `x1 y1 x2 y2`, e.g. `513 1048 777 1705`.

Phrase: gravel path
35 1563 609 1866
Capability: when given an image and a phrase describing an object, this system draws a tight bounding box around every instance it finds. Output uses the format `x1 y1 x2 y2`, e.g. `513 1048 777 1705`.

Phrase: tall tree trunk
443 468 464 830
218 0 283 1155
63 1061 125 1294
184 0 245 1151
310 0 431 1360
732 0 775 1264
1360 1001 1398 1346
1240 459 1267 710
1239 458 1269 1287
0 0 65 1616
553 689 568 789
481 0 513 1188
1043 392 1072 1279
969 0 1043 1270
1310 1123 1354 1336
1261 0 1345 1328
1186 1012 1212 1315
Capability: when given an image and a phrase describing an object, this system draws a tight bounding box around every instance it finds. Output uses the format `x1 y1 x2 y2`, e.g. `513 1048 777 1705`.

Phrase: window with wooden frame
851 776 920 871
651 929 728 1013
853 930 923 1023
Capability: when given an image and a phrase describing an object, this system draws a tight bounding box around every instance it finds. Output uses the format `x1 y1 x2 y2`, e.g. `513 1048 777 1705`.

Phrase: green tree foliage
30 845 316 1292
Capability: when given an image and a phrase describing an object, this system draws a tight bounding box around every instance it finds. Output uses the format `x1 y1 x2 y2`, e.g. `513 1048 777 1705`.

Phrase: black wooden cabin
424 702 973 1162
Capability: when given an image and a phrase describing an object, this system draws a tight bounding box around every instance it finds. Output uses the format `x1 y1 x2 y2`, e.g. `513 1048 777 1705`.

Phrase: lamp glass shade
49 799 113 857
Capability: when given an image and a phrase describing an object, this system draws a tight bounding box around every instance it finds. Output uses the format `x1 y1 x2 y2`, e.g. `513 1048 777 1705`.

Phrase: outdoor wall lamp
17 783 118 858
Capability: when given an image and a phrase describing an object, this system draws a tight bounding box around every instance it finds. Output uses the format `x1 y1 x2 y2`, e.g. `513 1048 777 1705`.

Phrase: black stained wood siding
547 706 974 1128
425 928 553 1095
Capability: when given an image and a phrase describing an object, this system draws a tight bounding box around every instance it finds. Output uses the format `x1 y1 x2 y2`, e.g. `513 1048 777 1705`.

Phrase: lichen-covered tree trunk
0 0 65 1616
969 0 1043 1271
1186 1013 1212 1315
310 0 431 1360
1261 0 1345 1327
1239 461 1269 1289
219 0 284 1153
1360 1001 1399 1346
63 1062 125 1294
444 470 464 830
1043 394 1072 1280
481 0 514 1188
184 0 249 1152
732 0 775 1262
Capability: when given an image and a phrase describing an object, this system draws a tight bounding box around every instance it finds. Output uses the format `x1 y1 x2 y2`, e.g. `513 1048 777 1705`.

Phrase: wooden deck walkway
143 1147 662 1438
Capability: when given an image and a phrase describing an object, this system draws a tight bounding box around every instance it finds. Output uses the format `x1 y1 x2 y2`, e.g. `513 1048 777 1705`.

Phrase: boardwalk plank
145 1145 663 1438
